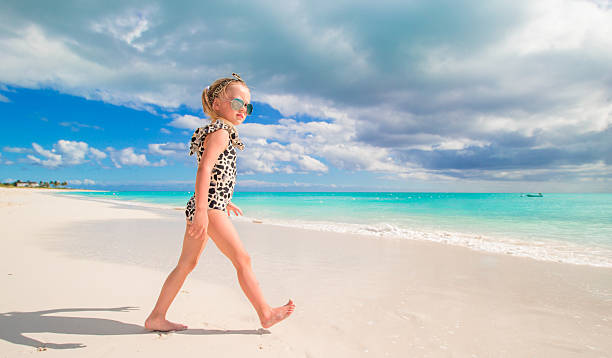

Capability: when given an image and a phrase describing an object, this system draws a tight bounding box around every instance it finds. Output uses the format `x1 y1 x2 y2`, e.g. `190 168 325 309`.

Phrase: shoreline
2 187 611 357
52 190 612 269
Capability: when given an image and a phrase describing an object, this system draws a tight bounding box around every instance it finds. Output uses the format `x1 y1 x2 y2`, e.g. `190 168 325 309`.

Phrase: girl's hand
188 209 208 239
226 202 243 216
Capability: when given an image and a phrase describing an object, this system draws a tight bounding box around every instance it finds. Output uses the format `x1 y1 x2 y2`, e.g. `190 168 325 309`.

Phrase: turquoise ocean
58 191 612 268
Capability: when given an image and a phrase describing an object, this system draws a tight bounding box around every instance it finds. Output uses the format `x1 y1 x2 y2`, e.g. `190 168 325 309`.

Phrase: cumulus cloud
148 142 187 156
107 147 167 168
239 118 407 175
30 143 63 167
168 115 207 130
239 141 328 174
28 140 106 168
89 147 107 160
54 140 89 165
296 155 328 172
239 119 339 174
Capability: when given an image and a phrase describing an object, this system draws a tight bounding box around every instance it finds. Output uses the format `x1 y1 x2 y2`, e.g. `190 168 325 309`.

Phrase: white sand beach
1 187 611 357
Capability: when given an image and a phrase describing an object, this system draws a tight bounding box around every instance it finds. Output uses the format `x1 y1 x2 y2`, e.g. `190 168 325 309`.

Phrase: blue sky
1 0 611 192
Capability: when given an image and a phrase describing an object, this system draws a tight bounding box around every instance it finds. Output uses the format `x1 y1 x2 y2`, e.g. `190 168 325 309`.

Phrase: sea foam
236 216 612 268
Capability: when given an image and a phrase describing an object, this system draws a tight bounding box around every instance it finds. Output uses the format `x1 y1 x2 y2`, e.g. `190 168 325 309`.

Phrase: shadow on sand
1 306 269 350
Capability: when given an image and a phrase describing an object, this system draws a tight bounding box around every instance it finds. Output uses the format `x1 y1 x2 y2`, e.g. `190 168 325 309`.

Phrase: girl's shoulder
189 119 244 156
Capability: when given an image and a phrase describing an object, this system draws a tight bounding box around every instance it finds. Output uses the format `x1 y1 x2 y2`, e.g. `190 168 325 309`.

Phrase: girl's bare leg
206 209 295 328
144 221 208 331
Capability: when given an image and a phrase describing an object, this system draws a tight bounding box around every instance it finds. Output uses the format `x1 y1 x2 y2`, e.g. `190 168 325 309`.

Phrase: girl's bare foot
260 299 295 329
144 315 188 332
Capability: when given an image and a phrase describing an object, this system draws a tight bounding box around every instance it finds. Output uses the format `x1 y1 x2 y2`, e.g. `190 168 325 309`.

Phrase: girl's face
213 83 251 126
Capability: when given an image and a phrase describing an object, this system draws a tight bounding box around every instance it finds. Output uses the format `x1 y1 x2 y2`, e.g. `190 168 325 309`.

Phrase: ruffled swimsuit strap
189 119 244 156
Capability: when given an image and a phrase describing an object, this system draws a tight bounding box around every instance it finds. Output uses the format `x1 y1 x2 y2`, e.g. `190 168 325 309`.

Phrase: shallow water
58 191 612 267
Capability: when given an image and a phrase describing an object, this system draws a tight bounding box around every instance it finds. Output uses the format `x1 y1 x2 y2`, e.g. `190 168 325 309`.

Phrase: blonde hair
202 73 249 121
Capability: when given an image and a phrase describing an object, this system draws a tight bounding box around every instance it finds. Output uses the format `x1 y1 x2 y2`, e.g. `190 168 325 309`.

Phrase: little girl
145 73 295 331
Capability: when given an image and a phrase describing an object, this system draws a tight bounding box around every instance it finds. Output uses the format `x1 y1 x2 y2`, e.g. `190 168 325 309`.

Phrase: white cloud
414 0 612 139
152 159 167 167
238 140 316 174
241 117 351 146
0 152 14 165
319 143 406 173
168 115 207 130
108 147 147 167
395 171 459 181
59 121 103 131
258 94 350 121
148 142 186 156
89 147 107 160
0 93 9 102
485 161 612 181
0 23 198 109
392 135 490 152
236 179 339 189
28 140 107 167
3 146 29 153
31 143 63 167
91 9 155 51
55 140 89 165
296 155 328 172
239 116 412 175
68 179 96 185
160 128 171 134
0 25 110 93
107 147 166 168
503 0 612 56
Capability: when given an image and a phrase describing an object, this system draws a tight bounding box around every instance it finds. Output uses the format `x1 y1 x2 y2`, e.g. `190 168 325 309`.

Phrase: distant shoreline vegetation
1 180 69 189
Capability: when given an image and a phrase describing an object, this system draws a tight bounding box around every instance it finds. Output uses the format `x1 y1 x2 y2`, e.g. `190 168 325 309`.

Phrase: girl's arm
187 129 230 238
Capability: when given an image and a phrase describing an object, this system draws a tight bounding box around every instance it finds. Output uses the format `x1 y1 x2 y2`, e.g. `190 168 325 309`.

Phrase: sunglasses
227 98 253 115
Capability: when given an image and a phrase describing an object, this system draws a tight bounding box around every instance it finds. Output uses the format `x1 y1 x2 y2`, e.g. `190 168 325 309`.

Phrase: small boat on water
524 193 543 197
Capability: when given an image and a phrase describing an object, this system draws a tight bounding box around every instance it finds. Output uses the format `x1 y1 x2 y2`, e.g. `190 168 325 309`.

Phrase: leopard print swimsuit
185 119 244 222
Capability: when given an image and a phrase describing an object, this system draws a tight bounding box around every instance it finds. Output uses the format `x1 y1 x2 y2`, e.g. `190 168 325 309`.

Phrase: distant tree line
2 180 68 188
